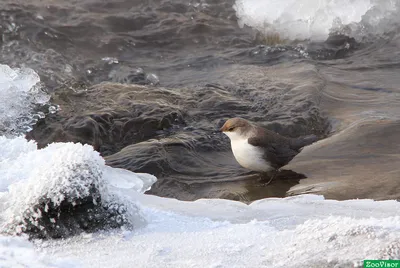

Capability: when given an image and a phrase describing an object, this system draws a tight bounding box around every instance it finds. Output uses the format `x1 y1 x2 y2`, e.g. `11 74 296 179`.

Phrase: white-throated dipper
220 117 317 173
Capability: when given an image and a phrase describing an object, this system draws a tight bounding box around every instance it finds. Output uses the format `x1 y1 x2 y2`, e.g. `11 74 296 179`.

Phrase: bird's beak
219 125 226 132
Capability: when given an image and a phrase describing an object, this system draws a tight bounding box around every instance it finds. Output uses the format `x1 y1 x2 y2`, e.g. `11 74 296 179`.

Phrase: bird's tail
290 134 318 150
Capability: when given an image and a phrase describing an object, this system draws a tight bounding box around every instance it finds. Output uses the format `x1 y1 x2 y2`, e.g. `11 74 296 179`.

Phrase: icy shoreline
1 135 399 267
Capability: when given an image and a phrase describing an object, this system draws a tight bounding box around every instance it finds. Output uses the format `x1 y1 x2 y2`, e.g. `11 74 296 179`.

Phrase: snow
0 133 155 266
39 195 400 268
0 140 106 235
233 0 399 41
1 135 397 267
0 137 155 238
0 235 78 268
1 136 399 268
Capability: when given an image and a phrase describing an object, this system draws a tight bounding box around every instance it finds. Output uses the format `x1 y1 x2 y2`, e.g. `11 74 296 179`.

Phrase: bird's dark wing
289 134 318 151
248 135 299 169
247 127 318 169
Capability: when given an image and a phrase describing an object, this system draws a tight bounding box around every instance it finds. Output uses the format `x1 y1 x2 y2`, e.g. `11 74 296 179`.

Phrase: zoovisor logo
364 260 400 268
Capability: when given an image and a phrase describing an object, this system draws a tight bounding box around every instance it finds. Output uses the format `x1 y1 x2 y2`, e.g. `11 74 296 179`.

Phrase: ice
0 136 399 267
0 142 106 232
104 166 156 194
0 138 152 238
0 64 50 136
233 0 400 41
145 73 160 85
43 195 400 268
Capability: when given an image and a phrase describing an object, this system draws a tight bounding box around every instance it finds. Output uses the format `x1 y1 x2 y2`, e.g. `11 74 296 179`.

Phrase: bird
219 117 317 182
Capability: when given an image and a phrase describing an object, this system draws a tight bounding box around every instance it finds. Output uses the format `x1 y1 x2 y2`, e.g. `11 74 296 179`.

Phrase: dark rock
20 187 129 239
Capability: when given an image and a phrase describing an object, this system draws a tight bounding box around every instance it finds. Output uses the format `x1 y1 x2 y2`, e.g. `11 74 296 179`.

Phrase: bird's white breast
224 131 272 172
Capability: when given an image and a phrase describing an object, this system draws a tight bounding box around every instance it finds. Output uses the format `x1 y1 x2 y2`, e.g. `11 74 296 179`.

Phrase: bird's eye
228 127 235 131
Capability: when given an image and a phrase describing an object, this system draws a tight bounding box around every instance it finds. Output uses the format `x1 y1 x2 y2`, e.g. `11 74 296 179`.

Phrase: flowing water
1 0 400 202
2 1 400 266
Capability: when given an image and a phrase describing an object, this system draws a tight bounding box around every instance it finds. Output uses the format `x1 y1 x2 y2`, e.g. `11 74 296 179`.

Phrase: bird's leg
265 171 276 185
259 169 280 186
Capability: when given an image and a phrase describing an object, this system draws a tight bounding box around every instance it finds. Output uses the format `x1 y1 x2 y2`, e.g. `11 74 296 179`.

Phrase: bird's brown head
219 117 252 136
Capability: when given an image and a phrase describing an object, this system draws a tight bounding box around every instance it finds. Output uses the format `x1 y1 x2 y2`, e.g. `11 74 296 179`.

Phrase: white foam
233 0 399 41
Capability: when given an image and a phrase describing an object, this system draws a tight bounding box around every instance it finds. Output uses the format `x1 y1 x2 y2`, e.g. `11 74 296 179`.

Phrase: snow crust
0 235 78 268
42 195 400 268
0 137 155 238
234 0 399 41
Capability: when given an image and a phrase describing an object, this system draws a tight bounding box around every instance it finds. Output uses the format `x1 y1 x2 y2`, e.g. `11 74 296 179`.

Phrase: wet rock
250 33 360 63
305 34 360 60
18 188 129 239
325 34 357 47
26 84 189 155
285 64 400 200
288 120 400 200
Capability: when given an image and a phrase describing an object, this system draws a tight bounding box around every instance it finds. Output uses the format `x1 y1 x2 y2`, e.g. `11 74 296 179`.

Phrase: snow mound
0 138 155 239
0 64 50 136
